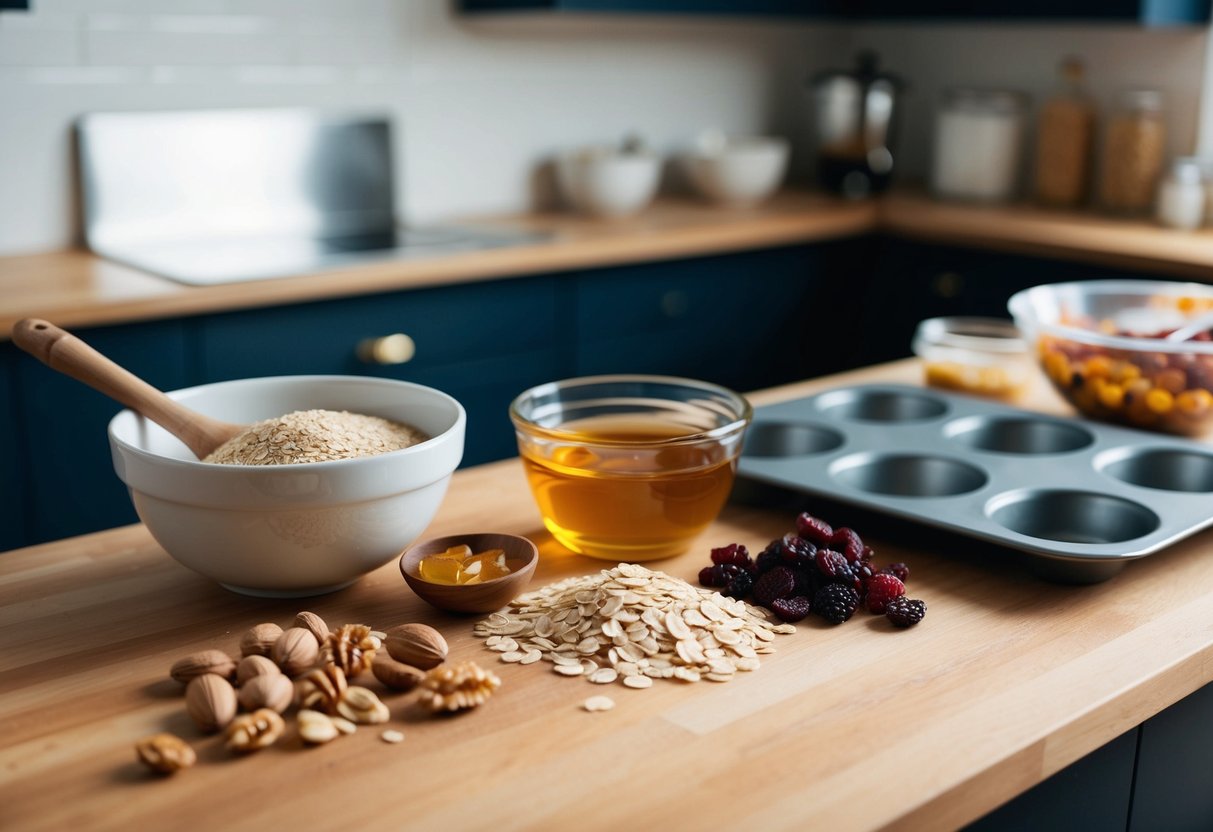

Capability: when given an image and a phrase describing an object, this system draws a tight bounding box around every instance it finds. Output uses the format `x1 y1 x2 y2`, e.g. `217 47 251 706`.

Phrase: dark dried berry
770 596 812 623
721 569 754 600
752 566 796 607
779 533 817 568
815 548 850 579
698 565 721 587
852 560 876 588
755 540 784 574
865 573 906 614
861 546 876 562
813 584 860 624
711 543 755 573
885 597 926 628
789 566 817 598
881 562 910 582
830 527 864 563
796 512 834 546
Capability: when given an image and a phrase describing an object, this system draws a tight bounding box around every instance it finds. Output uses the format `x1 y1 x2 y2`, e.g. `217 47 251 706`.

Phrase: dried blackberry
796 512 834 546
721 569 754 600
813 584 860 625
698 565 722 587
699 563 744 588
755 540 784 574
885 597 926 628
752 566 796 607
770 596 812 623
779 533 817 568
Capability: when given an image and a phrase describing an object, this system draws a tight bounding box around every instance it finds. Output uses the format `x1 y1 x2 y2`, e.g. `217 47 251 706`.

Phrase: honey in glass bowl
511 377 752 561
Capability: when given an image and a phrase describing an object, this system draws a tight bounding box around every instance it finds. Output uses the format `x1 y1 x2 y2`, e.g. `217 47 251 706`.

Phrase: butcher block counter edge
5 190 1213 339
4 359 1213 830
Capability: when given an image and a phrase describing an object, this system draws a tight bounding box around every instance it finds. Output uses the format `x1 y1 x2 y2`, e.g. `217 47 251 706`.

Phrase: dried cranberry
752 566 796 607
711 543 754 573
882 562 910 582
779 533 817 568
796 512 834 546
770 596 812 623
698 565 721 587
815 548 849 579
830 527 864 563
865 574 906 614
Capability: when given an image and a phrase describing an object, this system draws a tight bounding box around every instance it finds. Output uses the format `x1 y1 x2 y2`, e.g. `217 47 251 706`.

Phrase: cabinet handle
357 333 416 365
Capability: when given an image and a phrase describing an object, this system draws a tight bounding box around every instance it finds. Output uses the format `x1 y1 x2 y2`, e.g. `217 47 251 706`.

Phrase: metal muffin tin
738 384 1213 582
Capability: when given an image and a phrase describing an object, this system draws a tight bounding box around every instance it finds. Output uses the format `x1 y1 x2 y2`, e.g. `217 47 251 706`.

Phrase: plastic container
1098 90 1166 214
911 317 1032 401
931 88 1028 202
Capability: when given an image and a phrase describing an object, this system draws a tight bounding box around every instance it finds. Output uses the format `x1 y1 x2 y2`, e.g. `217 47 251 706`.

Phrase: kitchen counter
5 190 1213 339
5 358 1213 831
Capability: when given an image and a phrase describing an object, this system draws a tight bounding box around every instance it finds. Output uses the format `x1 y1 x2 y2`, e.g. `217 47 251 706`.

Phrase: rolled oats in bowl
203 410 428 465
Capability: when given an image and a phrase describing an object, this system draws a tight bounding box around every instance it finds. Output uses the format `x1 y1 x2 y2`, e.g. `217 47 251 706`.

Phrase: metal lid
1118 89 1163 113
941 88 1028 114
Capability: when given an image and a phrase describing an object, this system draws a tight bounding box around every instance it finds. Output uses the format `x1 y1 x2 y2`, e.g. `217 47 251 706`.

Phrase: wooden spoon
12 318 245 460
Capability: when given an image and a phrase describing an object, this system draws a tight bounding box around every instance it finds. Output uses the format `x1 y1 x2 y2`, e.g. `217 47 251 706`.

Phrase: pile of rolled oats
475 563 793 687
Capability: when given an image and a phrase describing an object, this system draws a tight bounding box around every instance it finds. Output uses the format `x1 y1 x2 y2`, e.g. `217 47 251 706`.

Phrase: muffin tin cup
738 384 1213 582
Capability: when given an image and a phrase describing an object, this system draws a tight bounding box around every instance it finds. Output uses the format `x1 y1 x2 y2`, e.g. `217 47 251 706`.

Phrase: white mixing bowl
108 375 465 597
682 135 790 206
555 146 661 218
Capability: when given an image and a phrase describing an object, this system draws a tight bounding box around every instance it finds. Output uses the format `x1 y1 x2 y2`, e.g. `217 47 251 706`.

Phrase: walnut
271 627 320 677
294 663 347 714
324 624 377 678
417 661 501 714
169 649 236 685
224 708 285 753
240 623 283 658
135 733 196 774
294 611 330 645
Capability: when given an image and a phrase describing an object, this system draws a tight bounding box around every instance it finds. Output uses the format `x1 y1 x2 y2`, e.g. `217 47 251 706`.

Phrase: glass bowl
509 375 752 561
911 316 1032 401
1008 280 1213 436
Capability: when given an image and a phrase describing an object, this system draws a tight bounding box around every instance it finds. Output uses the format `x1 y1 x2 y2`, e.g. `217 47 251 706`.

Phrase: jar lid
1118 89 1163 112
912 317 1027 355
1171 157 1207 185
941 88 1028 114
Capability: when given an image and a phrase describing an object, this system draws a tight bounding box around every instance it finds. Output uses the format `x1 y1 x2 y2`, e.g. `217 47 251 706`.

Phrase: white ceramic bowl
682 136 790 206
555 146 661 218
108 375 465 597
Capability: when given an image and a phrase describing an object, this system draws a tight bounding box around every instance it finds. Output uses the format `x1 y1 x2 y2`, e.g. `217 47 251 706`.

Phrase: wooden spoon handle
11 318 242 460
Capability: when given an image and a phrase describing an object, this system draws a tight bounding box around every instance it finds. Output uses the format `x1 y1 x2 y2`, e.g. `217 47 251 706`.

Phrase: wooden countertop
4 190 1213 340
5 359 1213 831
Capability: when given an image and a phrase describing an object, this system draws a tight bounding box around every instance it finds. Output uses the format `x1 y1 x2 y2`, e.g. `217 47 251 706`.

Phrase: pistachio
235 654 280 686
372 653 425 692
170 649 236 685
384 623 448 670
237 672 294 714
240 622 283 658
135 733 196 774
185 674 237 733
294 611 330 645
224 708 285 752
271 627 320 676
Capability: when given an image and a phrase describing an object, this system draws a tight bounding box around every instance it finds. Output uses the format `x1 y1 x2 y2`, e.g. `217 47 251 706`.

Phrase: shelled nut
294 611 330 645
235 655 280 686
295 663 348 714
335 686 390 725
297 709 340 745
384 623 448 670
135 733 196 774
224 709 285 753
371 653 425 692
324 624 377 678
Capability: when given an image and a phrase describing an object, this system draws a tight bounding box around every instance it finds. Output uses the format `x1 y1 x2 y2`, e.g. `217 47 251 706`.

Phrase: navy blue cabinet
13 320 193 544
1130 682 1213 830
0 344 27 551
573 244 820 393
199 276 568 468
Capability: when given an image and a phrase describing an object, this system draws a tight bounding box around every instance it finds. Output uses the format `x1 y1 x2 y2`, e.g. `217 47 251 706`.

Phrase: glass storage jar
912 317 1032 401
1033 57 1095 208
1098 89 1166 214
931 88 1028 202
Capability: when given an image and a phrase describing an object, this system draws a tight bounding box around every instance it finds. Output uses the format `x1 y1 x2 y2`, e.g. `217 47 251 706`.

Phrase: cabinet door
573 245 819 393
15 320 192 544
0 343 27 551
1130 682 1213 831
200 277 565 466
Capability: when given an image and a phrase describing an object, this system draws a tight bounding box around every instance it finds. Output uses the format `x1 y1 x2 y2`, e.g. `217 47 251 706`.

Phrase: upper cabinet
460 0 1211 23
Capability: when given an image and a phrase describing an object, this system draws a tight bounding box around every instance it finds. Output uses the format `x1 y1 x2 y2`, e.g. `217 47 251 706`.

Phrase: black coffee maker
809 52 905 199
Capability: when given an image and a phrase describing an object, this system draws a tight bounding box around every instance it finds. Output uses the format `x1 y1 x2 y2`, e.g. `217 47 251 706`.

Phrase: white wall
0 3 1210 256
0 1 834 255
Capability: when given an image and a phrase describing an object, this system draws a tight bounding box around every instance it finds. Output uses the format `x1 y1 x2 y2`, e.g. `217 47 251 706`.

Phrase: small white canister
931 88 1028 202
1157 157 1205 230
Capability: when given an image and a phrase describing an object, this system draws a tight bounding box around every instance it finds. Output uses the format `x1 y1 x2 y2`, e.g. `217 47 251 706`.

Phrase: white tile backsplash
0 0 1209 256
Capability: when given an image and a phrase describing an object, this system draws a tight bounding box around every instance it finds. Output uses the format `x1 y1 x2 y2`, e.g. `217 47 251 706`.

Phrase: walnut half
417 661 501 714
224 709 285 753
135 733 196 774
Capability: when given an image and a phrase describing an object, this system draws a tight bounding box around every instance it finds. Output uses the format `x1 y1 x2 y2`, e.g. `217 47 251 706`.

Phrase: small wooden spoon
12 318 245 460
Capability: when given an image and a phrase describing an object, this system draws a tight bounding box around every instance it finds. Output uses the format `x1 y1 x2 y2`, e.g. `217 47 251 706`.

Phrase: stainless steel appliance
809 52 904 199
76 109 544 285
